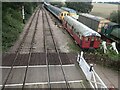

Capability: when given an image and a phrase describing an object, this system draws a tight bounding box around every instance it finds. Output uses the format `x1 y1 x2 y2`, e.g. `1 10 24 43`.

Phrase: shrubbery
110 10 120 24
2 2 38 51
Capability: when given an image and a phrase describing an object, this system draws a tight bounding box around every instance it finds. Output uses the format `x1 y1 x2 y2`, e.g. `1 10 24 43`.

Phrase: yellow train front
44 2 68 21
61 7 79 20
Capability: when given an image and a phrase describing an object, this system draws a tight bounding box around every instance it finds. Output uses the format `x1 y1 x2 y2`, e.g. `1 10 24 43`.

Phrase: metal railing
77 51 108 89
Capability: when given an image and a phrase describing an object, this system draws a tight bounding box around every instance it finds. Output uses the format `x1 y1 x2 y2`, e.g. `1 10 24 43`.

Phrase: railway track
1 5 89 89
42 7 70 89
1 6 41 90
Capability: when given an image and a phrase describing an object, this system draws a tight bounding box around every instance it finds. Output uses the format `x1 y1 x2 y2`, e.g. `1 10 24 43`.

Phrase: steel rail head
42 7 51 89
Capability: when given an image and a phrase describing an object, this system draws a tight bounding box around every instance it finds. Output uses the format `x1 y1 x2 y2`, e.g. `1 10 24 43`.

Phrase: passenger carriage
44 2 68 21
63 16 101 49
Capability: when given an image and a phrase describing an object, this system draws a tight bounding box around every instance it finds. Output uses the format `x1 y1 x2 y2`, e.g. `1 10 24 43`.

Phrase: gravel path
46 10 73 53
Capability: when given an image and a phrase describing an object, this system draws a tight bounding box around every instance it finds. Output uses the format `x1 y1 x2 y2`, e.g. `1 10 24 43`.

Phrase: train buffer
77 51 108 89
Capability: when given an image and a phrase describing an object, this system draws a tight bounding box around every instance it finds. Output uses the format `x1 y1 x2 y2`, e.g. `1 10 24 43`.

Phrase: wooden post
22 6 25 24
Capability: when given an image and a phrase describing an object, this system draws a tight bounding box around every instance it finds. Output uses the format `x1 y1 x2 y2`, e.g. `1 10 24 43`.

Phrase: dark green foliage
2 2 38 51
110 10 120 24
65 2 93 13
50 2 65 8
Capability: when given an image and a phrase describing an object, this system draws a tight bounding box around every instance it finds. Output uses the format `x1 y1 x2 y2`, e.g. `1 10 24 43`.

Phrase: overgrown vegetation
50 2 65 8
109 10 120 24
67 43 80 53
94 47 120 70
2 2 38 52
65 2 93 13
95 48 120 61
68 40 120 70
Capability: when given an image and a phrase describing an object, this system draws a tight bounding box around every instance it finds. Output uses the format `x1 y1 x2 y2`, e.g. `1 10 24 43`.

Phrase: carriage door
90 36 94 47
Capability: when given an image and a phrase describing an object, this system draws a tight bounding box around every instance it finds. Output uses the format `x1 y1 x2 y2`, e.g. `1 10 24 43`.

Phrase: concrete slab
69 82 85 88
24 84 48 88
62 65 82 81
49 66 65 82
6 68 26 84
50 83 67 88
25 67 48 83
4 85 22 89
2 68 10 85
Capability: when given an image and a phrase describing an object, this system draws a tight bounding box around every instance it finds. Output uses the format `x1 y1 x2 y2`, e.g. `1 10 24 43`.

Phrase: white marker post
102 41 107 53
22 6 25 24
111 42 119 54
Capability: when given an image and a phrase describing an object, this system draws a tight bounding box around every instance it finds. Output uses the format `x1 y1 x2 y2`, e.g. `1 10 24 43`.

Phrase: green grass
67 42 80 53
95 47 120 61
2 9 23 52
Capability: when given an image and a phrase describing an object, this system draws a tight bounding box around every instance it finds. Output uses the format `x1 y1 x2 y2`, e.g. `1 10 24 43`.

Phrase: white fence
77 51 108 89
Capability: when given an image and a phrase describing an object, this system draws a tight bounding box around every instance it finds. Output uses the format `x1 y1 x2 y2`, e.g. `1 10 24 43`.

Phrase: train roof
44 2 50 6
79 13 106 21
64 16 101 37
61 7 76 13
48 4 66 13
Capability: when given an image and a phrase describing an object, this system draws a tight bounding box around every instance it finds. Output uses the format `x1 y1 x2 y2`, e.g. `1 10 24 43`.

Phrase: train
63 16 101 49
44 2 101 49
61 7 79 19
44 2 68 21
78 13 120 46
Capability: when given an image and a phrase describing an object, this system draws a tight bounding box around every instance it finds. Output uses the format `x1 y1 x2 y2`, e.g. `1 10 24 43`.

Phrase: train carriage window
73 28 76 32
64 13 66 16
85 37 88 41
85 37 89 41
61 13 63 16
80 35 82 39
91 37 94 41
96 37 100 41
76 32 79 35
72 26 74 29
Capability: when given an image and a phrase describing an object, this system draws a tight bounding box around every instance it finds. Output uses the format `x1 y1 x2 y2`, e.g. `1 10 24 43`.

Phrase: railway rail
42 7 70 89
1 6 41 90
22 7 40 89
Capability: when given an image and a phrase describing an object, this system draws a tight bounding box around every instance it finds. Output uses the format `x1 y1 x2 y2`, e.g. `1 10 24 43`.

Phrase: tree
110 10 120 24
65 2 93 13
2 2 38 51
50 2 65 8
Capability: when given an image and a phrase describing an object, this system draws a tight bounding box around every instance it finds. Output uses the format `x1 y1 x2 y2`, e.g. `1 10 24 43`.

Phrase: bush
110 10 120 24
2 13 23 51
2 2 38 52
